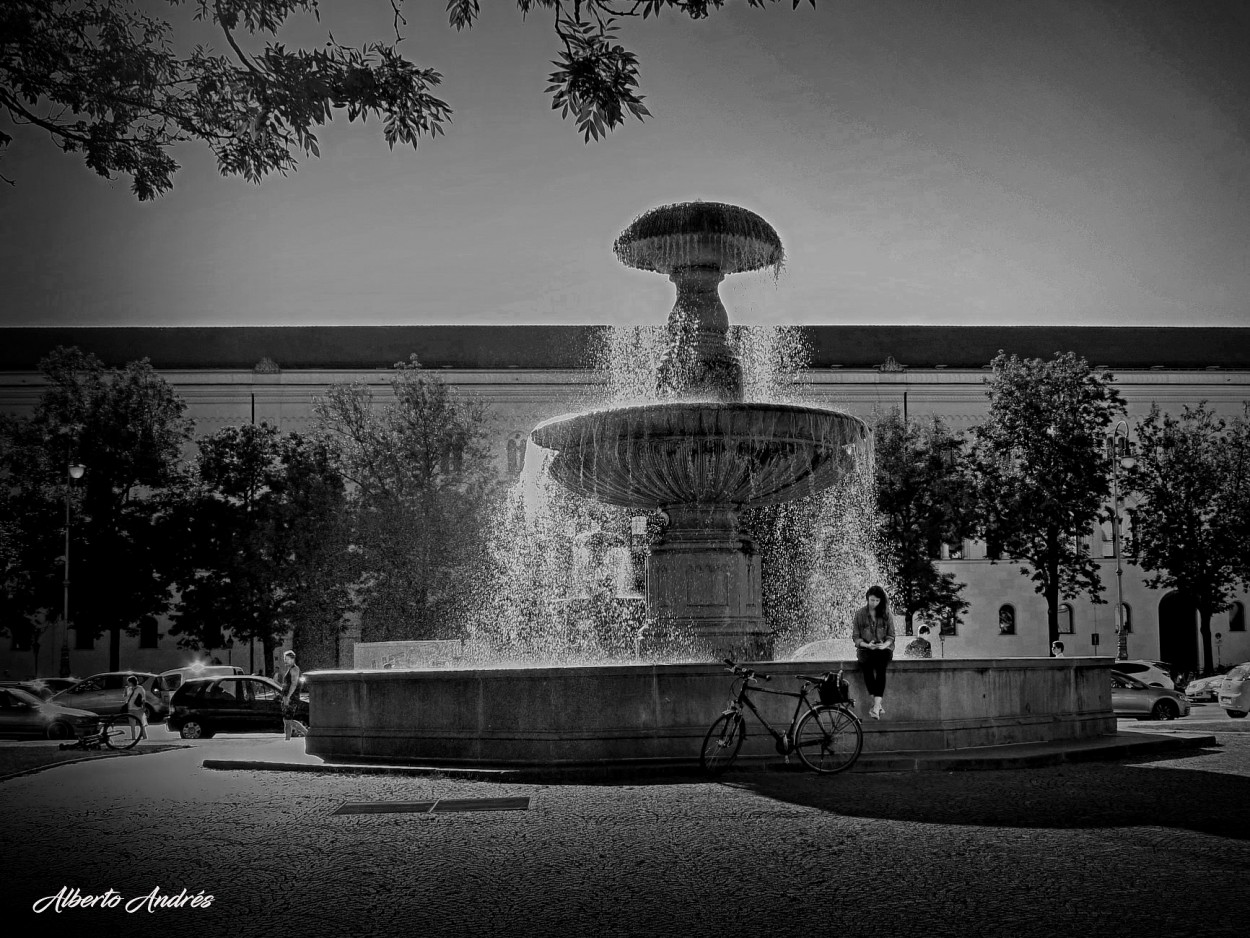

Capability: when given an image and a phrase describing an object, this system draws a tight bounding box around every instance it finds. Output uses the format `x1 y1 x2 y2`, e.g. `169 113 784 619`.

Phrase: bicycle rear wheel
699 712 745 775
794 706 862 774
104 714 142 750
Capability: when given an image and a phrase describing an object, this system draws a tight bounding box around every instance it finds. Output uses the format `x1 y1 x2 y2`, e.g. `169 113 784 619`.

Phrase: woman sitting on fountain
853 585 896 720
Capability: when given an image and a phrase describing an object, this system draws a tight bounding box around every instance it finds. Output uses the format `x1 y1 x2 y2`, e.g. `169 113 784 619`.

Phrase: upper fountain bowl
530 402 868 511
613 202 784 276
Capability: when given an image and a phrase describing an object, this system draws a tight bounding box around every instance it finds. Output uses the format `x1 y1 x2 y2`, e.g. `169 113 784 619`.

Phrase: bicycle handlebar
722 658 770 682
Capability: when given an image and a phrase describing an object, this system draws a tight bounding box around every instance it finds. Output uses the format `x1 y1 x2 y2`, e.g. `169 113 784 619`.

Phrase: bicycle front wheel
794 706 862 774
104 714 142 750
699 712 745 776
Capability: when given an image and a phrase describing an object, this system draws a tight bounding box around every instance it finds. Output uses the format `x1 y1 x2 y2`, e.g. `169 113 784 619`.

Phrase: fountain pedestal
645 507 770 659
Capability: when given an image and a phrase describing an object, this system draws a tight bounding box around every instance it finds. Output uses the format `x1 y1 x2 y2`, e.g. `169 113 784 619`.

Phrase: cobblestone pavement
2 728 1249 938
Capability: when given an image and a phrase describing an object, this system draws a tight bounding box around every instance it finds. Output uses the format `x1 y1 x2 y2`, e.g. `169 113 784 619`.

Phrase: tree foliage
2 0 813 198
0 346 193 671
170 422 352 673
968 351 1124 647
1124 402 1250 673
313 355 498 643
872 408 974 635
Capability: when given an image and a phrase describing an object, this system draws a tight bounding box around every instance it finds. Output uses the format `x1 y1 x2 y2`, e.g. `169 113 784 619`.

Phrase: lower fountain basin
529 402 868 509
305 658 1116 769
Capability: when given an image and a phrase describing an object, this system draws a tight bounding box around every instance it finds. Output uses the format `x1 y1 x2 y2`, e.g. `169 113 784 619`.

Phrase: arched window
998 605 1016 636
1058 603 1074 635
1118 603 1132 634
1230 601 1246 633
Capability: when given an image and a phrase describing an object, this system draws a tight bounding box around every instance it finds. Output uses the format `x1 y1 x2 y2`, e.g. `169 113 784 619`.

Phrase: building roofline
1 324 1247 371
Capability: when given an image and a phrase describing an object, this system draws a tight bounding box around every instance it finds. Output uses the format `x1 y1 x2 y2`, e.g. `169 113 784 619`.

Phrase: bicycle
58 712 144 752
700 659 863 775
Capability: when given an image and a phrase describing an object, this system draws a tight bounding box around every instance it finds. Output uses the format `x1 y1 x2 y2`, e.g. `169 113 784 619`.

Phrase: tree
969 351 1125 648
1 346 193 671
872 408 974 635
170 422 353 674
313 355 498 643
0 481 61 675
2 0 813 199
1124 402 1250 674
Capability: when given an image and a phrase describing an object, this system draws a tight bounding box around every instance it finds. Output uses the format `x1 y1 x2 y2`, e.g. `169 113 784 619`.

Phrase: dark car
167 675 310 739
0 686 101 739
0 680 56 701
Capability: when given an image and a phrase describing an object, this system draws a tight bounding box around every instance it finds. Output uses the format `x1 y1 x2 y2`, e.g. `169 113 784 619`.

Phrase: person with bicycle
853 584 895 720
122 675 149 740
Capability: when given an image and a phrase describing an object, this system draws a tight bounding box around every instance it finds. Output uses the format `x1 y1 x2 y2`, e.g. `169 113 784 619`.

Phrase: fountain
531 203 867 660
307 203 1118 771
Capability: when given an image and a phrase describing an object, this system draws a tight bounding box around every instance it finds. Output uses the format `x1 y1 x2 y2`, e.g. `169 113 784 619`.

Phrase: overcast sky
2 0 1249 329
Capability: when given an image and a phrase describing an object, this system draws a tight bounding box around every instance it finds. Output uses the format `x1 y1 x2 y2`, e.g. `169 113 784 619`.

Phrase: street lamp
1216 632 1223 669
60 463 86 678
1109 422 1135 661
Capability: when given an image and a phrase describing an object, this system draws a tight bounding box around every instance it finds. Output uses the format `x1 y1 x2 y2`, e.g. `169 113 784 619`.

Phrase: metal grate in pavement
333 797 530 816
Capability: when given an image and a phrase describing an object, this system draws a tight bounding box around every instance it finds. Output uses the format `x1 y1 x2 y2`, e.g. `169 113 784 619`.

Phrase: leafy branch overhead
1 0 815 198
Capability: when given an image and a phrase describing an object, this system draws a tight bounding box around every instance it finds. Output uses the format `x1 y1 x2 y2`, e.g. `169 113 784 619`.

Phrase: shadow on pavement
724 750 1250 839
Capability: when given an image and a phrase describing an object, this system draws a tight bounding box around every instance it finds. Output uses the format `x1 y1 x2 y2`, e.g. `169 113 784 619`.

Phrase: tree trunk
1198 607 1214 674
109 625 120 671
1045 546 1061 649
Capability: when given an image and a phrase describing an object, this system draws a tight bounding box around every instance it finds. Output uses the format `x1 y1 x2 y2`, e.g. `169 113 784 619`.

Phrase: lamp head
68 464 86 480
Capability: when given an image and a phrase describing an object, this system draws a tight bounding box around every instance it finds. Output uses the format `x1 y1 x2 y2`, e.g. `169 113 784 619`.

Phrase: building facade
2 325 1248 679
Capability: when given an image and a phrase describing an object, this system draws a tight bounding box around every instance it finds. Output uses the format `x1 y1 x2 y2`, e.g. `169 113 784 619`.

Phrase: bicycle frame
729 679 824 754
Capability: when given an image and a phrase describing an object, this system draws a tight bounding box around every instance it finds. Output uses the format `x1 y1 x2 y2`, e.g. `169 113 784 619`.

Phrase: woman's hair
125 676 138 686
284 651 296 660
865 584 891 621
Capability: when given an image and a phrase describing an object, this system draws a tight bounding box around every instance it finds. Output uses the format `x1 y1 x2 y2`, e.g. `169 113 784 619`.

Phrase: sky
2 0 1249 329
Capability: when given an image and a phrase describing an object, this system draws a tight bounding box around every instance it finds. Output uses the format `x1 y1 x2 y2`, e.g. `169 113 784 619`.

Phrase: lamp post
60 463 86 678
1216 632 1223 669
1110 421 1135 662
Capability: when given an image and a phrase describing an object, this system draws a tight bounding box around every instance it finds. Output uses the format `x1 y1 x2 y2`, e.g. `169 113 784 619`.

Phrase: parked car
154 664 244 708
0 680 57 701
50 671 169 721
1111 670 1190 720
1183 674 1227 702
1216 662 1250 718
0 685 101 739
167 675 310 739
1112 660 1176 689
30 677 81 695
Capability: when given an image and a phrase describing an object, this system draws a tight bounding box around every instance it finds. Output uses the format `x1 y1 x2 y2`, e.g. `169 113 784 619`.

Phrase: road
1 707 1247 937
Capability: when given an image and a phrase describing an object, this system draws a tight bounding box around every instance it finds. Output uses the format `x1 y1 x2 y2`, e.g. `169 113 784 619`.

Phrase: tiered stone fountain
307 203 1118 771
532 202 867 659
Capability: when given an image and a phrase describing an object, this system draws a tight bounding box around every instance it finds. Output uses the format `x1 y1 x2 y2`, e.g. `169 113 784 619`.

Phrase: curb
202 731 1219 783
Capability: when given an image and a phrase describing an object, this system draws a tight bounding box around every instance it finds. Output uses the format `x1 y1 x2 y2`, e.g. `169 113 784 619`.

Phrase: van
155 665 244 707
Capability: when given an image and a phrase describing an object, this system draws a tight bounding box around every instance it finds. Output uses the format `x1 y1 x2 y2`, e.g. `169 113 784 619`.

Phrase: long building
2 325 1248 680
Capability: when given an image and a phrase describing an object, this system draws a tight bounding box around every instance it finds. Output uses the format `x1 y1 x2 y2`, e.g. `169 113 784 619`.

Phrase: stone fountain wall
305 657 1117 769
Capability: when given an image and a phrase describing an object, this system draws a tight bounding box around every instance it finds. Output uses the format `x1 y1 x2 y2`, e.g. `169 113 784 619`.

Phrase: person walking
280 650 307 739
122 675 149 740
853 585 895 720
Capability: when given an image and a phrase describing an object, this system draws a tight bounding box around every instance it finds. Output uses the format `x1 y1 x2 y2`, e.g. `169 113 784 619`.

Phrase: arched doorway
1158 592 1199 673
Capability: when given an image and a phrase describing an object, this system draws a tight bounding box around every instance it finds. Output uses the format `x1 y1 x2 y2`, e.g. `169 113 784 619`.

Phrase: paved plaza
2 714 1248 937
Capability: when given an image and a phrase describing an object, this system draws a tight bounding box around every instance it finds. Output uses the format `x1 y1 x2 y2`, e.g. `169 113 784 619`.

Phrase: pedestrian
1051 641 1065 658
853 584 895 719
280 650 308 739
904 625 933 659
122 675 149 740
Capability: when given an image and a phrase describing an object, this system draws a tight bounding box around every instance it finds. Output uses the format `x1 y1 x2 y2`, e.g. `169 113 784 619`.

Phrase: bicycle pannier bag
818 674 850 706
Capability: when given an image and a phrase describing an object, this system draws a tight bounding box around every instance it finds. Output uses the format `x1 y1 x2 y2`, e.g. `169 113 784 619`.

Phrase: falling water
462 324 891 664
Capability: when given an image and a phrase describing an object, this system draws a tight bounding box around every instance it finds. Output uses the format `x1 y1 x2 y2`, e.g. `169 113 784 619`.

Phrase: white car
1217 662 1250 718
1112 660 1175 689
1183 674 1226 702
